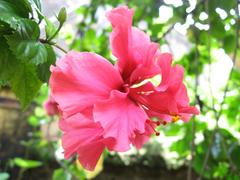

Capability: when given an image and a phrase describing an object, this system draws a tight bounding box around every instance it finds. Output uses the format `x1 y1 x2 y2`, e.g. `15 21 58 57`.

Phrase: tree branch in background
187 27 201 180
197 1 240 179
157 0 206 41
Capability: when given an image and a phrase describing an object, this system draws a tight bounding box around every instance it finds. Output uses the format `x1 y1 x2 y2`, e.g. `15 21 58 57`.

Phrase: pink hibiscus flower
44 95 59 116
49 6 199 170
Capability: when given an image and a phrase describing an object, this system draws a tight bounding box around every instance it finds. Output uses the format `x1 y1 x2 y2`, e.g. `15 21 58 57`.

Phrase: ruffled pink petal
156 52 173 91
50 51 123 118
107 6 159 81
107 6 133 63
77 138 110 171
129 63 198 121
129 64 160 85
94 90 148 151
129 42 161 84
60 112 115 171
167 65 184 93
132 123 154 149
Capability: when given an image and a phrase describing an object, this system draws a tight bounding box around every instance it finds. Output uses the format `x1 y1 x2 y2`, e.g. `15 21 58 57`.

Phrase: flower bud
57 7 67 24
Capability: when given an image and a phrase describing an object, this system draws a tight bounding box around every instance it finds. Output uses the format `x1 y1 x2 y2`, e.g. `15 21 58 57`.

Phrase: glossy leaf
37 44 56 82
0 37 18 82
10 63 42 109
5 19 48 65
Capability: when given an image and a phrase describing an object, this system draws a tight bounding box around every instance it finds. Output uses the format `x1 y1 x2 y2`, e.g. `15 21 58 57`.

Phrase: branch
216 3 240 120
187 28 201 180
39 39 68 54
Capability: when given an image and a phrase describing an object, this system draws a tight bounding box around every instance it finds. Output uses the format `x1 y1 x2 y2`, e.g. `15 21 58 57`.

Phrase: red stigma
146 119 160 136
155 121 161 126
146 119 151 124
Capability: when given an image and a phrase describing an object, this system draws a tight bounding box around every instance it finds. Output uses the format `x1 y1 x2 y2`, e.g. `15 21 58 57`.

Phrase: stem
16 168 26 180
39 39 68 54
52 44 68 54
47 24 63 43
187 118 195 180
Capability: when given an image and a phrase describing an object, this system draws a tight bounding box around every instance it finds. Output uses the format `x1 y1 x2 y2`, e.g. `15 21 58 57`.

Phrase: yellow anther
172 115 180 122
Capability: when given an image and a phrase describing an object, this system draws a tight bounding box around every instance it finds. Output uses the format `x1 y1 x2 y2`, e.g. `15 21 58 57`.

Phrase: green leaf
5 19 48 65
0 0 30 18
170 140 189 157
15 19 40 40
210 18 225 39
0 1 22 30
22 0 32 13
27 116 40 127
0 37 18 81
213 162 229 178
163 123 183 136
37 44 56 82
13 157 42 168
10 63 42 109
31 0 42 11
230 145 240 170
0 172 10 180
209 0 236 12
6 37 48 65
52 168 70 180
223 34 236 54
150 23 164 38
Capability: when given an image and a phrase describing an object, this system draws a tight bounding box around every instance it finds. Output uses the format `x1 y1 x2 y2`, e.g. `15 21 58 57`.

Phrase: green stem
52 44 67 54
47 23 63 43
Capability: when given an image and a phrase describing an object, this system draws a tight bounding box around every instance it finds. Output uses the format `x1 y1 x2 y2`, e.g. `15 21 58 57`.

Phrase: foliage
0 0 67 108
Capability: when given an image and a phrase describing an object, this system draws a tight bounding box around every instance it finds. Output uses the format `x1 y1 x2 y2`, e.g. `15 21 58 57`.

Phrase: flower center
120 83 130 93
131 74 162 88
171 115 181 122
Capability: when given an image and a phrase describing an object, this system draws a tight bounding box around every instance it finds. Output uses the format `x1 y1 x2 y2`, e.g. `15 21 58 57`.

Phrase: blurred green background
0 0 240 179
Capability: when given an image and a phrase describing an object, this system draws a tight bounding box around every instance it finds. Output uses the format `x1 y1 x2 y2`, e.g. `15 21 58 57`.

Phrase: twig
52 44 68 54
197 128 217 180
160 25 174 39
187 28 200 180
187 117 196 180
204 0 216 117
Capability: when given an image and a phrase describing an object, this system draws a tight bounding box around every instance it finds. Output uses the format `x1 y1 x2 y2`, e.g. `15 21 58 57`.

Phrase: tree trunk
0 87 31 169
